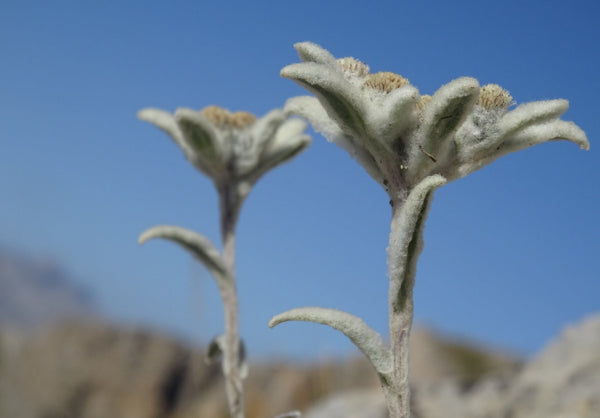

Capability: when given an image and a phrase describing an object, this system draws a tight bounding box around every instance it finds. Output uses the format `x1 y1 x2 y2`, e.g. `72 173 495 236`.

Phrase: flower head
138 105 311 194
282 42 589 200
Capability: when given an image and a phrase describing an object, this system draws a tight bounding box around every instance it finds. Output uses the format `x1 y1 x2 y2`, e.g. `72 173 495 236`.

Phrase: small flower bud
477 84 513 109
337 57 370 77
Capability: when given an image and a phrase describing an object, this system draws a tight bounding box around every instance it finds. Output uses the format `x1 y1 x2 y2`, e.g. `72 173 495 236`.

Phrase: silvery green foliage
272 42 589 418
270 307 392 375
281 42 589 197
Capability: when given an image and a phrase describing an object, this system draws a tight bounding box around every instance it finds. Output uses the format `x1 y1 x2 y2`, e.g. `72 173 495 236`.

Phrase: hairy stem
387 197 414 418
218 184 244 418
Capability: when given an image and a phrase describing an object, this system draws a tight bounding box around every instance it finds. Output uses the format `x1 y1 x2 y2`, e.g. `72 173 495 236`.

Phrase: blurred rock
1 312 597 418
306 314 600 418
409 326 520 386
302 389 387 418
499 314 600 418
0 321 380 418
0 321 219 418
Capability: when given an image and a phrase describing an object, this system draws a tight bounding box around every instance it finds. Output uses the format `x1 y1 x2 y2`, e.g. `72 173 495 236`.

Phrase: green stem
218 184 244 418
386 198 413 418
384 175 444 417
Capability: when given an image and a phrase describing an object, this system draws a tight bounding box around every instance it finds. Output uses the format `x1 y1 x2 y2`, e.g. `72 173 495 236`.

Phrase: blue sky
1 1 598 360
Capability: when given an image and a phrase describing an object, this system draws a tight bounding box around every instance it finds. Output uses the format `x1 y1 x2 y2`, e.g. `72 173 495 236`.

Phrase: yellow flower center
230 111 257 128
477 84 513 109
363 72 411 93
201 106 256 128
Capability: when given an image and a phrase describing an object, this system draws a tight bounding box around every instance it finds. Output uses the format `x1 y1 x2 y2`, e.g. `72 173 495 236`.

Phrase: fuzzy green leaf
408 78 479 184
270 307 392 375
250 109 286 151
285 96 384 185
501 119 589 153
174 108 224 172
464 100 572 161
281 62 368 139
458 119 589 179
496 99 569 141
138 225 230 287
138 108 192 155
253 121 311 179
368 85 420 148
294 41 337 65
388 175 446 312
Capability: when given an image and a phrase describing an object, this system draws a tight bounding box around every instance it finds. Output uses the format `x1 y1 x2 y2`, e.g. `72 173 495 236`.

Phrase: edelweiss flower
138 105 311 208
282 42 589 201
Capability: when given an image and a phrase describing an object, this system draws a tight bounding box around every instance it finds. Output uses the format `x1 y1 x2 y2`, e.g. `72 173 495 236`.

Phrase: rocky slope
305 314 600 418
0 319 522 418
1 247 596 417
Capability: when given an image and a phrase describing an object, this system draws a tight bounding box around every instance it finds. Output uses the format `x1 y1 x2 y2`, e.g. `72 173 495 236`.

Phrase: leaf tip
268 316 281 328
138 229 155 245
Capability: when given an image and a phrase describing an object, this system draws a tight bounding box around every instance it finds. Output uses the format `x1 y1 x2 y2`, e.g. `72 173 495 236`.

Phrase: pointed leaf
250 109 286 151
502 119 589 153
281 62 368 139
496 99 569 141
388 175 446 312
259 135 310 172
261 118 311 162
368 85 420 148
464 99 573 161
138 108 193 155
458 119 589 179
174 108 226 176
284 96 346 143
138 225 230 287
409 78 479 183
270 307 392 375
285 96 384 184
246 124 311 184
294 41 336 65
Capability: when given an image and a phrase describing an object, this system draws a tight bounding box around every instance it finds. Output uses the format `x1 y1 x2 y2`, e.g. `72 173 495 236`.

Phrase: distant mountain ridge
0 246 94 329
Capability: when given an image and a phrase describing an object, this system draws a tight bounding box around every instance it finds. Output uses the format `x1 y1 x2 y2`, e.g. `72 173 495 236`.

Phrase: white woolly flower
282 42 589 199
138 105 311 191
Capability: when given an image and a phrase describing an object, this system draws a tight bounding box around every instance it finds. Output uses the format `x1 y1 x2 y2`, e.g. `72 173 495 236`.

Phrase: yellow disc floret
201 106 256 128
363 72 411 93
230 111 257 128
